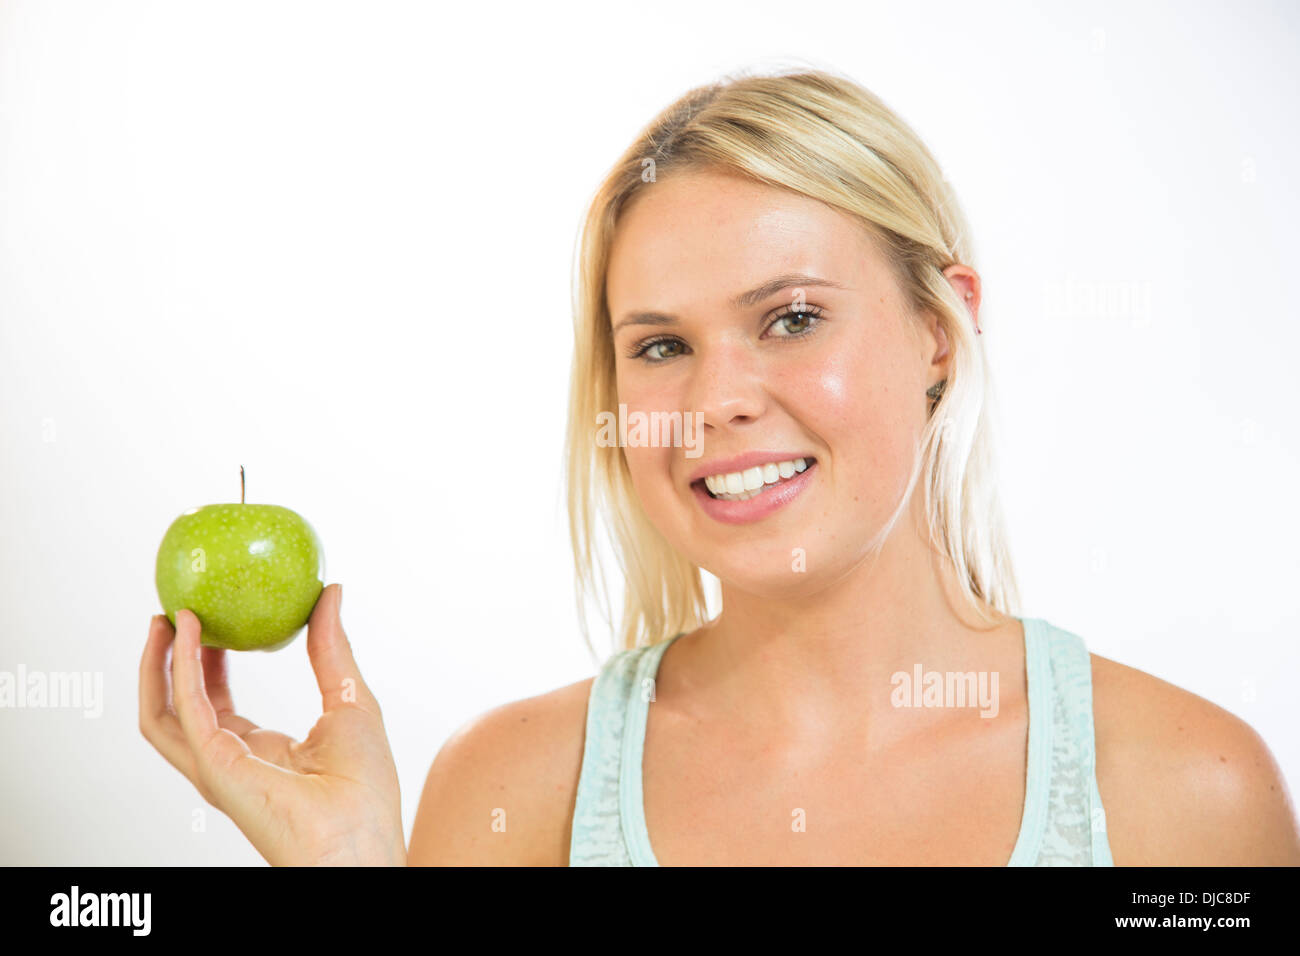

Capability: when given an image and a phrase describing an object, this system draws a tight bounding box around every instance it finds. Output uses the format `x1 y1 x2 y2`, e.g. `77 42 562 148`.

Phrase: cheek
622 443 668 502
617 405 683 526
609 373 687 541
779 335 920 487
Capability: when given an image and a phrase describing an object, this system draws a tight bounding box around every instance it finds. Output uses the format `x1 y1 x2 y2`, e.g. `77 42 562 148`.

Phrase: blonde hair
566 65 1020 657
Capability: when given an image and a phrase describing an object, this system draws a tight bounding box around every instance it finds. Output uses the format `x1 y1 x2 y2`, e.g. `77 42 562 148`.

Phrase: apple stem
240 465 245 504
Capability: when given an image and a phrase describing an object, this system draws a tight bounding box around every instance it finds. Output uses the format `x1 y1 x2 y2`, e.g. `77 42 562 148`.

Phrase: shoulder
1089 651 1300 865
407 675 596 866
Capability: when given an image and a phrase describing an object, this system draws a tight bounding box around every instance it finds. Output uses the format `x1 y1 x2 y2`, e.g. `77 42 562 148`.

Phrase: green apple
155 476 325 651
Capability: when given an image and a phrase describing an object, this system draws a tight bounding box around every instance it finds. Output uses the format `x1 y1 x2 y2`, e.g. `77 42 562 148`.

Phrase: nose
687 342 767 431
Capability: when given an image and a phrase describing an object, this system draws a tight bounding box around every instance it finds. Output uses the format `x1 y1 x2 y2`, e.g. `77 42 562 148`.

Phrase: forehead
606 169 888 315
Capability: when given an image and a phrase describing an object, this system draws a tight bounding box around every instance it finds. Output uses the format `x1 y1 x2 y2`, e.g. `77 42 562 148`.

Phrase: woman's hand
139 584 406 866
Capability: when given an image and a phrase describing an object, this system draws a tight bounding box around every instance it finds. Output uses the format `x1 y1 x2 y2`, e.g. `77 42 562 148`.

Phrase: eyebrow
611 273 847 333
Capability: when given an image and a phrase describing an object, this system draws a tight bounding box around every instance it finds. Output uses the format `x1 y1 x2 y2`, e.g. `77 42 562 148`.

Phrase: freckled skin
155 504 325 651
608 170 939 598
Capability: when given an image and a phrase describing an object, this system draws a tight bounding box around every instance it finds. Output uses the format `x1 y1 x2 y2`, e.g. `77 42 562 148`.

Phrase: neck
679 497 1015 741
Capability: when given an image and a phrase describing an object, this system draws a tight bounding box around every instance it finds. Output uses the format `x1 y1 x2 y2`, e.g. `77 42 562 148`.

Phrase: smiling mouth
695 457 816 501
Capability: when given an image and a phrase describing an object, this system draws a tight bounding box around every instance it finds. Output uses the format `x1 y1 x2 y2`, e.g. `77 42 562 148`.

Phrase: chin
715 562 868 605
691 537 847 597
639 479 898 596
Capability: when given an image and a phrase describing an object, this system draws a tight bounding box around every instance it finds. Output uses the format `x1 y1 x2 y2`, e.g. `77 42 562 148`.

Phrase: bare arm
407 678 593 866
1093 654 1300 866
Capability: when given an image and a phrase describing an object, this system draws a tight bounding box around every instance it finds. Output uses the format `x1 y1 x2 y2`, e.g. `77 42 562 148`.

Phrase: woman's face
606 168 946 598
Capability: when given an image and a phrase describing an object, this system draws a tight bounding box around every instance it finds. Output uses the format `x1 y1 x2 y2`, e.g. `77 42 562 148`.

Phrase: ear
941 263 982 335
924 313 951 390
928 316 950 365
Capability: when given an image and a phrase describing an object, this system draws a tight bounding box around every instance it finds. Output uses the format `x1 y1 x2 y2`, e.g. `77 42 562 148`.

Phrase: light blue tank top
569 617 1114 866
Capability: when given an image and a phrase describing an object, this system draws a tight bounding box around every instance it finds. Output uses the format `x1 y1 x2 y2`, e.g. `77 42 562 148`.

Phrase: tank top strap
1012 618 1114 866
569 636 678 866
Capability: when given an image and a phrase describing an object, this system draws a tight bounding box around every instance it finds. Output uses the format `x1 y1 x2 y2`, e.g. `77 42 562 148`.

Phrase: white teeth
701 457 815 501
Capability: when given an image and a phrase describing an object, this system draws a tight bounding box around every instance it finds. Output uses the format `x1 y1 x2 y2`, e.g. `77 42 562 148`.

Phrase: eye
628 335 688 362
765 304 825 338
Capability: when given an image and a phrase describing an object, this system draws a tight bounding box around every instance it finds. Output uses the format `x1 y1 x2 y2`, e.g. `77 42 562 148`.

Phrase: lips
689 455 818 524
700 457 812 500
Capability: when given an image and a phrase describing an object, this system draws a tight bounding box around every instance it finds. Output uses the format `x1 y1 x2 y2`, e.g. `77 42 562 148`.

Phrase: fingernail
337 584 343 613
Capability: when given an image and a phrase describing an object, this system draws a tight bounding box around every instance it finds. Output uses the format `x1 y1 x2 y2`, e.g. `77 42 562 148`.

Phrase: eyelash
626 305 826 363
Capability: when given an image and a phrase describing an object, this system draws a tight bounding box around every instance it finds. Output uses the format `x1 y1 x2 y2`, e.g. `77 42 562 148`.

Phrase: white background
1 0 1296 864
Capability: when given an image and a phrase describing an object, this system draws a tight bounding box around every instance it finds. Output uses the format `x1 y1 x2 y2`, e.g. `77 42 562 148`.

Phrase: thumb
306 583 378 715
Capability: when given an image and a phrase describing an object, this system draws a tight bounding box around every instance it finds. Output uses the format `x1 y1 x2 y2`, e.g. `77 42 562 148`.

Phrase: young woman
140 68 1300 866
